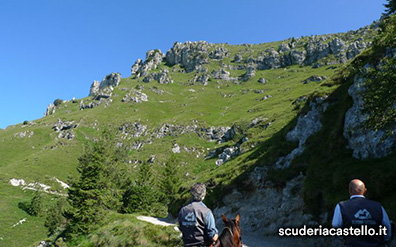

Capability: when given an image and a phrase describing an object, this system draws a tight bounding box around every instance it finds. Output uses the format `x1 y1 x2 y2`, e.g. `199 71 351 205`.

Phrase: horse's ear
222 214 228 223
235 213 240 224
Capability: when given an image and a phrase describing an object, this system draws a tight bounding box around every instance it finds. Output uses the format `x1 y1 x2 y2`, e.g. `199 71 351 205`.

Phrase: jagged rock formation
131 50 165 77
214 174 317 234
52 119 78 140
122 90 149 103
89 72 121 96
119 122 147 139
143 68 173 84
44 104 56 116
344 65 396 159
276 97 328 168
165 41 210 72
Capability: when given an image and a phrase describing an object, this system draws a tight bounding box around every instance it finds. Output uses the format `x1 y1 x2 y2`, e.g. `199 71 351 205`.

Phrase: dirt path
137 216 295 247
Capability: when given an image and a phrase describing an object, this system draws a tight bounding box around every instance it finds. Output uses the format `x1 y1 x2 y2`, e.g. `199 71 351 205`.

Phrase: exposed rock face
211 69 236 82
209 46 229 60
276 97 328 168
89 73 121 96
329 37 346 54
347 41 368 60
44 104 56 116
213 174 316 234
344 68 396 159
305 38 330 64
131 50 165 77
119 122 147 139
143 69 173 84
165 41 211 72
122 90 148 103
53 119 78 140
192 73 210 85
53 119 78 132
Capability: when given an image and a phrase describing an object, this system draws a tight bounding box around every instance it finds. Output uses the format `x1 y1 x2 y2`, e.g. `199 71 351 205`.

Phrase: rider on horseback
178 183 219 247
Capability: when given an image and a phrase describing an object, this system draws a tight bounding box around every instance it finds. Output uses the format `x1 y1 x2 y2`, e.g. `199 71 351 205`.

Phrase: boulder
303 75 327 84
240 66 256 82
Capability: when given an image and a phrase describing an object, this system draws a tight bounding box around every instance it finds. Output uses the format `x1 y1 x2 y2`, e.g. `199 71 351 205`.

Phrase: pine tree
66 130 127 236
160 154 181 207
28 191 43 216
384 0 396 15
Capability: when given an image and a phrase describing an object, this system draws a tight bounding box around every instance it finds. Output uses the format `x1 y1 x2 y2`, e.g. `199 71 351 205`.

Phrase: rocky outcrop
119 122 147 139
192 73 210 85
209 46 229 60
240 66 256 82
347 40 368 60
52 119 78 140
344 66 396 159
14 131 34 138
89 72 121 96
44 104 56 116
165 41 211 72
211 69 237 82
131 50 165 77
122 90 148 103
276 97 328 168
143 69 173 84
214 174 316 234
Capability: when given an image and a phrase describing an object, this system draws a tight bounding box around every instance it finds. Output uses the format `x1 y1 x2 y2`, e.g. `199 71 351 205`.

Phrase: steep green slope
1 19 394 246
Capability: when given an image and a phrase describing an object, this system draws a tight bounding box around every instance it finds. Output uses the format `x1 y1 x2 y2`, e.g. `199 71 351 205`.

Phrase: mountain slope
0 19 395 247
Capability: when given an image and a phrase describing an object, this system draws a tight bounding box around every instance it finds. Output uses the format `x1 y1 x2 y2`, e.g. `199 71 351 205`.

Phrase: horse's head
221 213 242 247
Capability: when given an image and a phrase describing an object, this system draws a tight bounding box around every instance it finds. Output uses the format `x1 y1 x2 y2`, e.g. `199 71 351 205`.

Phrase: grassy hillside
0 17 395 246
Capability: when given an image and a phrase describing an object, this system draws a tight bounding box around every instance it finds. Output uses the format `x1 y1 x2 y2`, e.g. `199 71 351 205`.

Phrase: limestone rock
172 143 181 153
119 122 147 139
347 41 368 60
131 50 165 77
213 174 316 235
240 66 256 82
143 68 173 84
343 69 396 159
165 41 210 72
122 90 148 103
276 97 328 168
258 78 267 84
233 54 243 63
44 104 56 116
211 69 234 81
303 75 327 84
193 73 210 85
89 73 121 96
329 37 346 54
209 46 229 60
89 80 100 96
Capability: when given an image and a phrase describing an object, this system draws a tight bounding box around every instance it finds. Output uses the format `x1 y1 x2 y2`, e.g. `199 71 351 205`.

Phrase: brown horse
214 213 242 247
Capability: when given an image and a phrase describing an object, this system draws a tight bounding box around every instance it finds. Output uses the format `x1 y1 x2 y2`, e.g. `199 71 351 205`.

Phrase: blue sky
0 0 386 129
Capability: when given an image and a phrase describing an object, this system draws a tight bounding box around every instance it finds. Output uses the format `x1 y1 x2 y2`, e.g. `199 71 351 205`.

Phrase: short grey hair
191 183 206 201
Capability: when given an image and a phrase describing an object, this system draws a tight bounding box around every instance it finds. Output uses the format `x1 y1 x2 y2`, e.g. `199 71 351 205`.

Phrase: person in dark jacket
178 183 218 247
332 179 391 247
